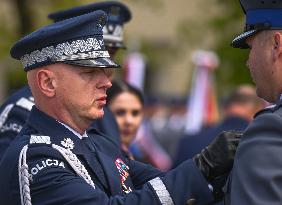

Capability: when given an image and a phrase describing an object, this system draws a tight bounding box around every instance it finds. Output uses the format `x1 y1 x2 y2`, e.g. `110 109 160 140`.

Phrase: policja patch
30 158 65 177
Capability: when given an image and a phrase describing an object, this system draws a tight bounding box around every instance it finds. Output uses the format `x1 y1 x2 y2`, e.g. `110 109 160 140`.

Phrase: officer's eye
81 69 96 74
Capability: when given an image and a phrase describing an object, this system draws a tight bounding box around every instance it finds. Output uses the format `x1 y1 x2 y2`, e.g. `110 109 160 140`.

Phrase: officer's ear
37 68 56 98
272 31 282 60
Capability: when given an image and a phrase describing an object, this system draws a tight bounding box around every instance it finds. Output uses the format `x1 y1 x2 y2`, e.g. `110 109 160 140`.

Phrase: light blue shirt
58 121 88 139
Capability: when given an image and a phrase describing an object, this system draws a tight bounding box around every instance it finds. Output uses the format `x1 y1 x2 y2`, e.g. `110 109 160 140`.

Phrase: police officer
0 10 240 205
48 1 130 56
0 1 131 160
224 0 282 204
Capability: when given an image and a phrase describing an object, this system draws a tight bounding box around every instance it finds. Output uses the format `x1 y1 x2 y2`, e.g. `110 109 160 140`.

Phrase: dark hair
222 85 260 108
107 80 144 106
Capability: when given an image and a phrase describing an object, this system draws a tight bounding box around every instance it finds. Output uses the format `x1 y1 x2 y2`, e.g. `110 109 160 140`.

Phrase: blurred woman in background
107 80 144 159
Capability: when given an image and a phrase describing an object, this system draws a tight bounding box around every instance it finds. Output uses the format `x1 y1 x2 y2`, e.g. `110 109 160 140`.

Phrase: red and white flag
185 50 219 134
123 52 146 91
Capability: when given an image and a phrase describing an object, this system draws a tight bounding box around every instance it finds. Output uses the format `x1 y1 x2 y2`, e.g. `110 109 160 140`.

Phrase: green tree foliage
175 0 253 96
208 0 253 96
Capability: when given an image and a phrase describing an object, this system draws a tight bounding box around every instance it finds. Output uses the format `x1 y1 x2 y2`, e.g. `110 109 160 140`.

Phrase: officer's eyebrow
101 68 114 77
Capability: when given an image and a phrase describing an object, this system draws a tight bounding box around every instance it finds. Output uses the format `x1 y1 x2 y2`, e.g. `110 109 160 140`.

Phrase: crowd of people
0 0 282 204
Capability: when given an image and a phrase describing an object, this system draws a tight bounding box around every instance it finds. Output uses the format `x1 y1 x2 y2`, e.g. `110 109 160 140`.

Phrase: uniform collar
28 106 76 137
58 121 88 139
274 94 282 106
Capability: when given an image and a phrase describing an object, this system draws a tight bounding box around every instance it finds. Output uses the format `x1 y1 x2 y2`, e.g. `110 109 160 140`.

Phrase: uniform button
186 198 196 205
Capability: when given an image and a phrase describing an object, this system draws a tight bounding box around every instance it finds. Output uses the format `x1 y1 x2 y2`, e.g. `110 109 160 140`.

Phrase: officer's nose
100 79 112 93
98 68 113 91
104 78 112 90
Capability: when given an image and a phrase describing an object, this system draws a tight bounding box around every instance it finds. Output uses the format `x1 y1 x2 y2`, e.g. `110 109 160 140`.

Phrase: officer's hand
193 131 242 181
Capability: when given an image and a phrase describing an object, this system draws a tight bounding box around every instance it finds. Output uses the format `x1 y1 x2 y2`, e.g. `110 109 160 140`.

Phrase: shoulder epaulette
16 97 34 111
29 135 51 145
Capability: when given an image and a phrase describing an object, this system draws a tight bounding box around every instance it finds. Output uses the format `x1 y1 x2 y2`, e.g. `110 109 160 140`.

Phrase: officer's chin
94 108 105 119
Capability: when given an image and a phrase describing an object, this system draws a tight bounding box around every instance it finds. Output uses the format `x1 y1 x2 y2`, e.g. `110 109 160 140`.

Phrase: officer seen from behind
225 0 282 204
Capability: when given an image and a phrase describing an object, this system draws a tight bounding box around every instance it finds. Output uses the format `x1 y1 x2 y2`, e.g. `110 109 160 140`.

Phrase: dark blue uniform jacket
0 107 213 205
224 101 282 204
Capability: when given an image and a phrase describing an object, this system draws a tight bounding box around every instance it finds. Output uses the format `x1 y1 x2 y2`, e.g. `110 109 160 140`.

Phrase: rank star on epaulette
61 138 74 150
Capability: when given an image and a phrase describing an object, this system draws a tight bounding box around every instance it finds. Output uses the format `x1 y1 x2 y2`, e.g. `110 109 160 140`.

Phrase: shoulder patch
30 158 65 177
30 135 51 144
16 97 34 111
0 122 22 133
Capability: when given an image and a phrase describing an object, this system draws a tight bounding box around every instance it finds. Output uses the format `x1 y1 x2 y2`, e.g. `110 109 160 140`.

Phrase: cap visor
231 30 258 49
64 57 120 68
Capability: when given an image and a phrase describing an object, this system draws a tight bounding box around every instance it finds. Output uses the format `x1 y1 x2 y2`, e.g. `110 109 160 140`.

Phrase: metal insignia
30 135 51 144
61 138 74 150
103 24 123 42
20 37 110 69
